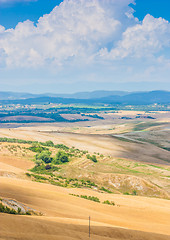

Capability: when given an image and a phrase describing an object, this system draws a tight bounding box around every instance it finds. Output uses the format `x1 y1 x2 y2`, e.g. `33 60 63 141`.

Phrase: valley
0 110 170 239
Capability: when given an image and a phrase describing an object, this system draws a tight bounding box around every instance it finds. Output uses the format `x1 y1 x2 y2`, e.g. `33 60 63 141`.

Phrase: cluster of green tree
1 138 94 172
27 172 101 190
0 138 70 152
28 112 67 122
123 190 137 196
70 194 115 206
55 144 69 151
30 164 59 175
100 187 113 193
0 106 113 117
30 174 49 181
54 151 69 164
81 114 104 119
86 154 98 162
0 137 36 144
0 203 31 215
35 150 69 165
0 138 95 160
0 110 91 123
0 111 67 122
28 143 49 153
103 200 115 206
28 141 98 164
70 194 100 203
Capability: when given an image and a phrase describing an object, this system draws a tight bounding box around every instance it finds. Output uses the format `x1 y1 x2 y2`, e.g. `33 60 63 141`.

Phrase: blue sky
1 0 170 29
133 0 170 22
0 0 63 29
0 0 170 93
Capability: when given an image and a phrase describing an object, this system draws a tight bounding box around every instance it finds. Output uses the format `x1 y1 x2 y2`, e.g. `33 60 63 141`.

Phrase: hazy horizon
0 88 169 95
1 82 170 94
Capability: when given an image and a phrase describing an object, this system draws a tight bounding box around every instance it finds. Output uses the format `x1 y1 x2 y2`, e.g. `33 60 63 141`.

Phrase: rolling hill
0 90 169 105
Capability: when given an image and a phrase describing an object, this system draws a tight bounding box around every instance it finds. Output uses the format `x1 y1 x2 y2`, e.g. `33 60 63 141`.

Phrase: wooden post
89 216 90 238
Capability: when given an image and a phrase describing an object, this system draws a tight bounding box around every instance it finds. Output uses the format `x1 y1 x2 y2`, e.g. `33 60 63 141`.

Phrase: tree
35 159 43 166
86 154 97 163
53 150 69 164
91 155 97 163
45 164 51 170
29 143 48 153
36 151 52 164
45 140 54 147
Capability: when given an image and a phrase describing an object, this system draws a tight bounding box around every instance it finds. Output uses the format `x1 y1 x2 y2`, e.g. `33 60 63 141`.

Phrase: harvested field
0 177 170 240
0 114 169 239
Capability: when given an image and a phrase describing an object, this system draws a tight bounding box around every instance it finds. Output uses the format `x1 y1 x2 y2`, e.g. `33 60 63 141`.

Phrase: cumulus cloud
0 0 170 78
0 0 135 68
100 14 170 60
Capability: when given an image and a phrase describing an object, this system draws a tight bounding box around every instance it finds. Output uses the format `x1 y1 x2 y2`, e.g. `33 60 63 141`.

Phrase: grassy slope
0 140 169 198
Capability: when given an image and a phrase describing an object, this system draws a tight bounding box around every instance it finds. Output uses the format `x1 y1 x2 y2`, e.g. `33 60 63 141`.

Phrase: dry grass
0 113 170 239
0 177 170 239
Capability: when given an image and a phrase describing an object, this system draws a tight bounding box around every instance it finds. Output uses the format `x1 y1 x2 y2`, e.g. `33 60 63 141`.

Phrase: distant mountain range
0 90 128 100
0 90 169 105
0 91 37 100
54 90 129 99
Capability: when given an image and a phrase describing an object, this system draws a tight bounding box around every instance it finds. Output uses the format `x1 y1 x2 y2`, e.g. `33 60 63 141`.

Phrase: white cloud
0 0 135 68
0 0 170 89
100 14 170 60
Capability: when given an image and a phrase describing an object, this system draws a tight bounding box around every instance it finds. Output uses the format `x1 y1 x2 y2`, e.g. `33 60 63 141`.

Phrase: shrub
0 203 26 215
123 192 130 195
70 194 100 203
17 208 21 214
28 143 48 153
132 190 137 196
84 195 100 202
91 155 97 162
44 141 54 147
35 159 43 166
45 165 51 170
103 200 115 206
51 166 59 171
31 174 48 181
26 211 31 215
55 144 69 151
86 180 97 187
36 151 52 164
30 164 59 174
26 172 31 177
53 150 69 164
100 187 112 193
86 154 97 163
